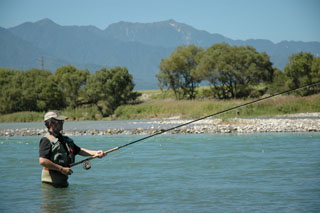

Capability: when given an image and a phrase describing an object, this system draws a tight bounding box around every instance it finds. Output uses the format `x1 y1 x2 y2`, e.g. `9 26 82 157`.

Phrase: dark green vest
41 134 76 187
46 133 75 167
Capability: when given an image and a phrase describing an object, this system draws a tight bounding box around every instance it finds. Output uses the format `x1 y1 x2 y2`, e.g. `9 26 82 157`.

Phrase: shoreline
1 113 319 137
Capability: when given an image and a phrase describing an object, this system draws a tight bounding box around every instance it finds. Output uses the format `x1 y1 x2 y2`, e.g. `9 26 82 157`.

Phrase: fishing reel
82 160 91 170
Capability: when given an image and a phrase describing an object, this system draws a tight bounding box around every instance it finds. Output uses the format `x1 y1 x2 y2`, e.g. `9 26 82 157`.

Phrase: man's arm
39 157 73 176
78 148 106 158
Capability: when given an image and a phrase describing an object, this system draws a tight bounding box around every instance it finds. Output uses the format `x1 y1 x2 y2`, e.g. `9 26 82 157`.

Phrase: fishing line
70 81 320 169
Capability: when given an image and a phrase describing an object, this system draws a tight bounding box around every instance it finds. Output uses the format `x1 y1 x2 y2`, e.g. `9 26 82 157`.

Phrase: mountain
104 20 320 71
104 19 232 48
1 18 319 90
0 26 49 69
6 19 172 89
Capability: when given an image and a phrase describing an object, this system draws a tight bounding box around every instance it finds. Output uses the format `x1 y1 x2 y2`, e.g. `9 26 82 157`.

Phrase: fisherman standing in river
39 111 106 187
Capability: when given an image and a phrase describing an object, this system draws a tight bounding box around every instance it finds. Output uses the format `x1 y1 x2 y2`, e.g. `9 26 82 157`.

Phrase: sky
0 0 319 43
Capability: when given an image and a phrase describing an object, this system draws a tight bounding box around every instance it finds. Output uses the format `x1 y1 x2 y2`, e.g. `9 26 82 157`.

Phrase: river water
0 132 319 212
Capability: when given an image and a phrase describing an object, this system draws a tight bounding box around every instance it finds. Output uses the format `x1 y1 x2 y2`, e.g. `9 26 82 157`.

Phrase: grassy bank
0 94 319 122
0 105 104 122
115 94 320 120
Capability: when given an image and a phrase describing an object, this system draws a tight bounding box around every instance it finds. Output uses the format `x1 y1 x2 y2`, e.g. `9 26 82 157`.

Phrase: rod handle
104 146 119 154
91 146 120 160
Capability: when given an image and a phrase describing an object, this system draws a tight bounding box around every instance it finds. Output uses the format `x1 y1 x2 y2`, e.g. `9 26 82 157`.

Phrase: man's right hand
60 167 73 176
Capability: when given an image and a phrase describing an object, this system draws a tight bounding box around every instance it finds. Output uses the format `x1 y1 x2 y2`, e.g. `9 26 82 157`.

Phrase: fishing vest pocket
50 141 69 166
45 134 71 167
53 153 66 165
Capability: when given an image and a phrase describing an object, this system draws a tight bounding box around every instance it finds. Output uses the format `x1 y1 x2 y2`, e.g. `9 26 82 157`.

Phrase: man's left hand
95 150 106 158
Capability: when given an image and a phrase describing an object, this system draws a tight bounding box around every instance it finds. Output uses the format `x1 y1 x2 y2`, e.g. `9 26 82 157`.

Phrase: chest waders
41 134 75 187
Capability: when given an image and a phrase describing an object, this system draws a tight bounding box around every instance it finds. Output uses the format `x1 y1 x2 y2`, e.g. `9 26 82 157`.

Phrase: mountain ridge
1 18 319 90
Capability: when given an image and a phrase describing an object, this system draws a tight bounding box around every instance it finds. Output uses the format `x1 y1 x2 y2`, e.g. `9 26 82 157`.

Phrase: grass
115 94 320 120
0 105 104 122
1 93 319 122
138 86 213 100
0 111 44 122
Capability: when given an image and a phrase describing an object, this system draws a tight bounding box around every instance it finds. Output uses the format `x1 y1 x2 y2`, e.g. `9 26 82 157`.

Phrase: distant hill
0 26 47 70
1 18 319 90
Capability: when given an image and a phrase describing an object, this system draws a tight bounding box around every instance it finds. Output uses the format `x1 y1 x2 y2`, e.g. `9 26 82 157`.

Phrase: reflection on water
41 184 75 212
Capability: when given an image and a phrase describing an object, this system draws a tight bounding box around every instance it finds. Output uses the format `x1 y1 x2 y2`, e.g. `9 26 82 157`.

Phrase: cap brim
55 115 68 120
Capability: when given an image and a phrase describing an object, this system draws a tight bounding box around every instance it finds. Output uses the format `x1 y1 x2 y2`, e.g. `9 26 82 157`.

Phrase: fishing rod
70 81 320 170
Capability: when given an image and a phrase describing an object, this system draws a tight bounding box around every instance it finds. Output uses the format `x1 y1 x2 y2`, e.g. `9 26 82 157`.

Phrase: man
39 110 106 187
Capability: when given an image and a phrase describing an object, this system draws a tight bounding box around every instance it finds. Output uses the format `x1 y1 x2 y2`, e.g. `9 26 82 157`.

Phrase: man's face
52 119 64 133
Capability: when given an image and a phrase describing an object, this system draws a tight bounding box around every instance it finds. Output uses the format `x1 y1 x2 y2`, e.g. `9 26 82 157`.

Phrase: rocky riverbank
1 113 319 137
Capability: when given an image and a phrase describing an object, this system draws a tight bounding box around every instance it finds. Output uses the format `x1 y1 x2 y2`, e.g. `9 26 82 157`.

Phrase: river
0 132 319 212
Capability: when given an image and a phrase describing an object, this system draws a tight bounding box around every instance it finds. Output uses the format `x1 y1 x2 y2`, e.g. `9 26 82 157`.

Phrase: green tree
194 43 273 99
19 69 53 111
311 56 320 93
84 66 139 116
157 45 203 99
54 65 89 108
0 85 21 114
0 69 18 113
285 52 319 96
0 69 65 113
36 75 66 111
267 68 288 94
0 68 18 88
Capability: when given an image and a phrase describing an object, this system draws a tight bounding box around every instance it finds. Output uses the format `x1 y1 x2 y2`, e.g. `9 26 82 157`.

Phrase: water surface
0 133 319 212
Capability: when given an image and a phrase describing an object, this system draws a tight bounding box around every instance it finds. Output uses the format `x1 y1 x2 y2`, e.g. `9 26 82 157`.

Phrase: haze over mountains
1 18 319 90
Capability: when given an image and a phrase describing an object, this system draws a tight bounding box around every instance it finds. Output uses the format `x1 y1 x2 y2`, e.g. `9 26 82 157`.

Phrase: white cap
44 111 68 121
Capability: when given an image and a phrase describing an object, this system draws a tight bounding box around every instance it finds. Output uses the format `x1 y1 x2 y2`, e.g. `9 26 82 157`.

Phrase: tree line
0 65 140 115
157 43 320 99
1 43 319 116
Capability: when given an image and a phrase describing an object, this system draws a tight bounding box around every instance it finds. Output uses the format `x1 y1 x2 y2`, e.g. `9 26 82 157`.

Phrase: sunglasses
53 119 64 125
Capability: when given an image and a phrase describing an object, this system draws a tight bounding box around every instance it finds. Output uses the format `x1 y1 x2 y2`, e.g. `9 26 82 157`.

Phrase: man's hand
95 150 106 158
40 157 73 176
60 167 73 176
